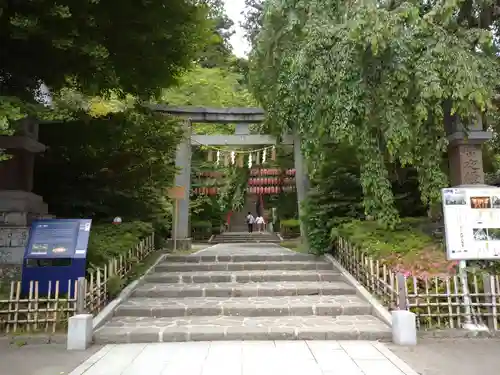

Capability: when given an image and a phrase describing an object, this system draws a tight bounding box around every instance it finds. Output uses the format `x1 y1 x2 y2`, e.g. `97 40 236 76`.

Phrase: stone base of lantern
0 191 51 280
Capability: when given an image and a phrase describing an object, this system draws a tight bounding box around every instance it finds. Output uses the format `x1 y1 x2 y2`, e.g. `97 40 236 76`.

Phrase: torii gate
151 105 309 249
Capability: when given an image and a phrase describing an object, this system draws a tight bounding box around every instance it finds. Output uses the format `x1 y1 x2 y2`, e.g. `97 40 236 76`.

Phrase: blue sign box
21 219 92 295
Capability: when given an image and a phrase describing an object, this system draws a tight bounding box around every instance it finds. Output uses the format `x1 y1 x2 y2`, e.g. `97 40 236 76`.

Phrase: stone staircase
93 246 391 343
210 231 281 244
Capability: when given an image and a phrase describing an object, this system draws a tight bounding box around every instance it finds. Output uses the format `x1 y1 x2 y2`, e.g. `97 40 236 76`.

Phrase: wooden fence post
76 277 86 314
397 273 408 310
483 273 496 331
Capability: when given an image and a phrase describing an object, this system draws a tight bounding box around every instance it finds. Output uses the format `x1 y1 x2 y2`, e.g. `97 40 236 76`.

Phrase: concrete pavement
68 340 419 375
389 338 500 375
0 343 102 375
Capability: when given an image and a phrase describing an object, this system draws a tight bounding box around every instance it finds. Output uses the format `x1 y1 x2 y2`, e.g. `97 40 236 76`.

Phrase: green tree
160 66 257 134
1 0 208 99
198 0 235 68
34 107 181 238
242 0 263 47
250 0 500 229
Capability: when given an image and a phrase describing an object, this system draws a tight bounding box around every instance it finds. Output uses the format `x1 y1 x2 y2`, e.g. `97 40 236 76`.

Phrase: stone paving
94 315 391 343
114 295 372 317
93 243 391 343
144 270 344 283
155 261 332 272
68 341 420 375
132 281 356 297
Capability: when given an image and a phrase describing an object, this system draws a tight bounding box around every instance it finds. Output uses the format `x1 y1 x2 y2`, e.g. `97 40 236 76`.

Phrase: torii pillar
167 120 192 250
293 131 310 248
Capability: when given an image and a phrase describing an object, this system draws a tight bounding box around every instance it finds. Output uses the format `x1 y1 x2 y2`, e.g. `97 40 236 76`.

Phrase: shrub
191 221 212 229
87 221 153 268
331 218 456 276
280 219 300 228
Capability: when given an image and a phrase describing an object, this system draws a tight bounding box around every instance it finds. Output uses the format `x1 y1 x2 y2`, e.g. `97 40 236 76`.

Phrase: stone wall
0 227 29 281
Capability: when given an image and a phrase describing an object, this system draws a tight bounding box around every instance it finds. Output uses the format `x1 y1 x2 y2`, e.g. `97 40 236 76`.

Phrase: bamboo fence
0 233 155 333
334 237 499 331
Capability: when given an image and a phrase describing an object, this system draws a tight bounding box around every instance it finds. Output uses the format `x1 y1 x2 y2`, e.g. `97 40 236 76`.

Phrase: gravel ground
388 338 500 375
0 342 101 375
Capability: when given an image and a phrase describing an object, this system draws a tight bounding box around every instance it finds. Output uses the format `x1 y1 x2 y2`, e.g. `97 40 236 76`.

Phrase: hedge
87 221 154 269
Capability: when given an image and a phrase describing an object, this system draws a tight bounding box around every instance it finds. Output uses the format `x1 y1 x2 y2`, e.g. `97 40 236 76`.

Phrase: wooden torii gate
150 105 309 250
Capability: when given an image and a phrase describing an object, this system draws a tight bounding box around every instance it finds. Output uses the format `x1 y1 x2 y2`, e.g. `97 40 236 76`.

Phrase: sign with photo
442 187 500 260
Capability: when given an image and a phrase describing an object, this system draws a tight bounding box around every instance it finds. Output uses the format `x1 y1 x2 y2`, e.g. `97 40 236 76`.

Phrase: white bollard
67 314 93 350
391 310 417 346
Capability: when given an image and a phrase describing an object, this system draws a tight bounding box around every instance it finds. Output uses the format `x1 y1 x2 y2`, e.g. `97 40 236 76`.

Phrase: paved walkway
389 338 500 375
69 341 419 375
0 343 102 375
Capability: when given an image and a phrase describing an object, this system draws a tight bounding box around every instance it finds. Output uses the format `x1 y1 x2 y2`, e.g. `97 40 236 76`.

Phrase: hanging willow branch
250 0 500 228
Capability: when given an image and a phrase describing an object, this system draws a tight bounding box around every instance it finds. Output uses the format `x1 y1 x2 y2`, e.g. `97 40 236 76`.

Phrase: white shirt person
255 216 265 232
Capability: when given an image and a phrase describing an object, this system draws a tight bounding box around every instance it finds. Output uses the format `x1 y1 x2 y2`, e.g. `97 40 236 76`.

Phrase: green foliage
250 0 500 228
160 66 257 135
302 143 364 253
87 222 153 268
192 220 213 229
33 107 180 240
242 0 263 48
331 218 459 276
332 218 437 256
280 219 300 228
1 0 209 99
197 0 235 68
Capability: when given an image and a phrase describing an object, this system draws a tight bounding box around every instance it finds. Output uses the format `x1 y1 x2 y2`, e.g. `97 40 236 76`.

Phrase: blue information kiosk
21 219 92 295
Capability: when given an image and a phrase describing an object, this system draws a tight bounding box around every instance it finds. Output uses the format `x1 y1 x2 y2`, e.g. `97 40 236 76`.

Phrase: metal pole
173 199 178 252
459 260 473 326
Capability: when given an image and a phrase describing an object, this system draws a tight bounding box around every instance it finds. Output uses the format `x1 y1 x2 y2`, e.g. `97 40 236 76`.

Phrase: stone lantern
0 118 50 279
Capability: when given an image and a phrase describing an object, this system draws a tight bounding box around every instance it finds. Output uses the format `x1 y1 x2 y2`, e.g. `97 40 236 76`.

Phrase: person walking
255 215 265 233
246 212 255 233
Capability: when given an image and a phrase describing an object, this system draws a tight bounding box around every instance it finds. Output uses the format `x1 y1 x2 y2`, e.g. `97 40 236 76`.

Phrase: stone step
211 240 282 244
164 253 319 263
94 315 391 343
132 281 356 298
144 270 344 284
155 261 331 272
114 295 371 317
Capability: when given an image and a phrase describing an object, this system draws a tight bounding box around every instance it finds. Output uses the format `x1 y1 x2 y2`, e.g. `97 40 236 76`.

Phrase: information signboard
442 187 500 260
21 219 92 295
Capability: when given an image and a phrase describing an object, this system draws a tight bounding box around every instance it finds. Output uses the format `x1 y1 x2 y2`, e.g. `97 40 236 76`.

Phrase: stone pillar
168 120 192 250
446 115 492 185
293 132 310 247
0 118 50 280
